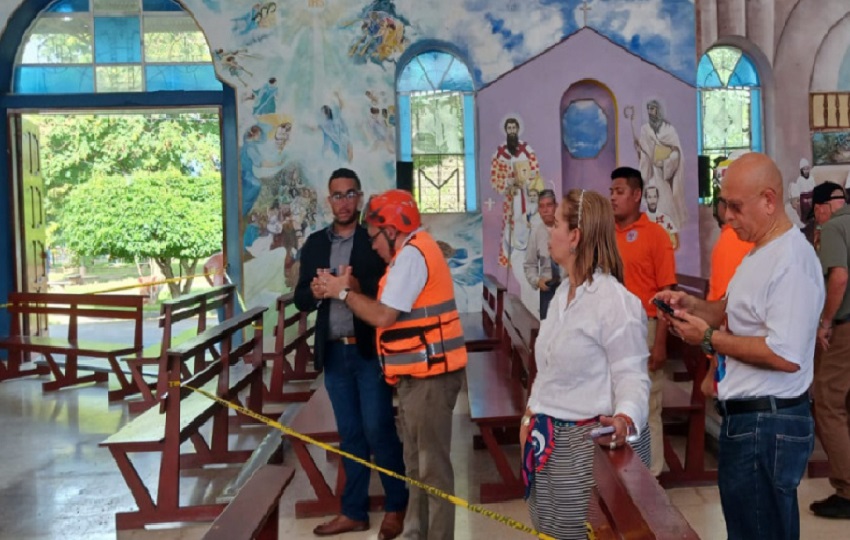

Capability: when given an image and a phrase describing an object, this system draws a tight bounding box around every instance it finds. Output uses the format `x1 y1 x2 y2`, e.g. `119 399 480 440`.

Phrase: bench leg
477 426 524 503
291 438 340 518
265 353 316 403
109 448 157 515
41 352 108 393
106 356 142 402
0 349 50 382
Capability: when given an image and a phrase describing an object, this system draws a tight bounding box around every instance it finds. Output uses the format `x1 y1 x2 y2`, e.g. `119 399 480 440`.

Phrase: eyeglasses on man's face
330 189 361 202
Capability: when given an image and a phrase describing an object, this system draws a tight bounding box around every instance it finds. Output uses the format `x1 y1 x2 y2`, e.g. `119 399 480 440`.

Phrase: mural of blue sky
401 0 695 85
563 99 608 158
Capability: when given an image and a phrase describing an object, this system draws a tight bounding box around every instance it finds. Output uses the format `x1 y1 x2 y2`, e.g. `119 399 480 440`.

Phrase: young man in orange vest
610 166 677 477
323 189 467 540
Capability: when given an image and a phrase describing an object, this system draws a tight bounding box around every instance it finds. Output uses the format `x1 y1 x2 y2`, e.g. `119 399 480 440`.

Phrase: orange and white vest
377 231 468 384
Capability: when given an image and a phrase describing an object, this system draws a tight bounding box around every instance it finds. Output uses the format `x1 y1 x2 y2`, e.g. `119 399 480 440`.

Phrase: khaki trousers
646 318 665 476
397 369 464 540
813 323 850 499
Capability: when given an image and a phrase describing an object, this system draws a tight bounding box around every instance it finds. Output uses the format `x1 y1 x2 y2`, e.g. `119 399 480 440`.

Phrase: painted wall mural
0 0 696 315
629 99 688 235
477 28 698 313
421 212 484 313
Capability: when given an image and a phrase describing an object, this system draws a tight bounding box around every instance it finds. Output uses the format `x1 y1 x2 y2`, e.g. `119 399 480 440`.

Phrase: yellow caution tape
178 381 558 540
89 272 214 294
0 272 218 309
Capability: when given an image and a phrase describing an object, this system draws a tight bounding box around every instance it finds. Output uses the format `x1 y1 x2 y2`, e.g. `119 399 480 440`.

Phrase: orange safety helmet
363 189 421 233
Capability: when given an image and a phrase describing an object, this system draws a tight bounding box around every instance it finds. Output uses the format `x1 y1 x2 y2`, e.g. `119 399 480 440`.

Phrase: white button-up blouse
526 270 650 431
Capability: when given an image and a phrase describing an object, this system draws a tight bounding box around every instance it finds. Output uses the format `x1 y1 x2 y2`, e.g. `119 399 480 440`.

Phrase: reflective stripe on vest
377 230 468 380
382 335 466 365
395 299 457 323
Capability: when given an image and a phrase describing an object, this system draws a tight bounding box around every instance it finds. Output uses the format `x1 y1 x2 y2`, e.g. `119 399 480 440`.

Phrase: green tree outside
60 170 222 298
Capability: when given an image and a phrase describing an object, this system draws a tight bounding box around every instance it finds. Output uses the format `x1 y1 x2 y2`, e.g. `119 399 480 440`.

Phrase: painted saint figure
489 117 544 267
633 100 687 230
645 185 679 250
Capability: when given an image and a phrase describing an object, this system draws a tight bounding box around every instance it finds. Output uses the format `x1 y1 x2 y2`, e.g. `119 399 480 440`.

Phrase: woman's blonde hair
561 189 624 285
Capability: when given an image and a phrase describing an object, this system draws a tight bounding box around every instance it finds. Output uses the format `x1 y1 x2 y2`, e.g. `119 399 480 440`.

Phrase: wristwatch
701 327 716 355
338 288 351 302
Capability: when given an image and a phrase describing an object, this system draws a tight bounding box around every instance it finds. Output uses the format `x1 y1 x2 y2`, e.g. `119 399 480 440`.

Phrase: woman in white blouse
520 189 650 538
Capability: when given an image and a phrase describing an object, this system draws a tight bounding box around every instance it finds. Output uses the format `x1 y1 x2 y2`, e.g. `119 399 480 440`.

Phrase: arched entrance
559 79 617 194
0 0 239 341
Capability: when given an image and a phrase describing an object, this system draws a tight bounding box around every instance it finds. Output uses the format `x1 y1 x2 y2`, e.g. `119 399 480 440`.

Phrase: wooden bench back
271 292 315 358
7 292 144 347
160 284 234 327
481 273 507 340
166 306 266 402
502 294 539 388
590 445 699 539
157 284 235 357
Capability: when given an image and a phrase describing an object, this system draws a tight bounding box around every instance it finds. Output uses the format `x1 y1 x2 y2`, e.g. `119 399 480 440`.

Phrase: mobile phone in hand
652 298 684 321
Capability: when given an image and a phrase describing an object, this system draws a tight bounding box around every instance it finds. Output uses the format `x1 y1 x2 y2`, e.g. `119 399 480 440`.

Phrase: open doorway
12 108 224 339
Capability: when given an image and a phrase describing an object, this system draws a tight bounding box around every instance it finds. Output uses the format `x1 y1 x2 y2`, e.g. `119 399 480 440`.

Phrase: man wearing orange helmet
323 188 467 540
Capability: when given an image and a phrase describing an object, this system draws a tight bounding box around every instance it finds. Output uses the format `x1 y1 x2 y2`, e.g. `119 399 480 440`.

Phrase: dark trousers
539 280 558 320
717 401 813 539
323 342 408 521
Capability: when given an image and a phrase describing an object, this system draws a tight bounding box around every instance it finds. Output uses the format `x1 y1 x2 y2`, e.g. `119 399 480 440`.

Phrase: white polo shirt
719 227 824 400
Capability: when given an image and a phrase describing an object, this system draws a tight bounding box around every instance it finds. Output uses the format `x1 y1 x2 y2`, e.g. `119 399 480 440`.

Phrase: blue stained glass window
697 46 763 199
729 55 759 87
697 54 718 88
397 50 475 213
143 0 183 11
46 0 90 13
94 17 141 63
146 64 220 91
397 51 473 93
15 1 219 94
14 66 95 93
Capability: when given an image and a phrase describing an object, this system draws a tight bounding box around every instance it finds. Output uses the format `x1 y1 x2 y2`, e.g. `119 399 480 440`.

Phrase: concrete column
716 0 746 37
698 0 719 54
746 0 775 63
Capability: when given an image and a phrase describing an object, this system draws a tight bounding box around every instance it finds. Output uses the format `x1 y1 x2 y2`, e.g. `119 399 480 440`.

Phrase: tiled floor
0 374 847 539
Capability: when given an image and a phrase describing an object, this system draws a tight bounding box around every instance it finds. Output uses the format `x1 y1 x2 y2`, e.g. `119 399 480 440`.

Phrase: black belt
834 317 850 327
714 392 810 417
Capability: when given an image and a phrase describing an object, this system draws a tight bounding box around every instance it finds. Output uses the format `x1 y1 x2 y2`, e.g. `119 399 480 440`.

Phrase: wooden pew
203 464 295 540
660 274 716 487
263 292 318 402
461 273 507 352
100 306 267 530
466 293 538 503
125 284 235 413
589 444 699 539
0 292 144 400
285 384 384 518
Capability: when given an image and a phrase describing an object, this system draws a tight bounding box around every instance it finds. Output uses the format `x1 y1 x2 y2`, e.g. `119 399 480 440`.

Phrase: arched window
14 0 221 93
697 46 762 164
397 50 476 213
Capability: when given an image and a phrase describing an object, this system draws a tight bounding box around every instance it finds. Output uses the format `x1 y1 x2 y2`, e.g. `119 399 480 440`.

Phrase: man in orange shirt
611 166 677 477
708 198 754 302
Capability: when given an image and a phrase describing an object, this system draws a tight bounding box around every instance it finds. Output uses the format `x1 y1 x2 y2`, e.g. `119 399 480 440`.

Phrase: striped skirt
527 422 595 539
527 423 652 539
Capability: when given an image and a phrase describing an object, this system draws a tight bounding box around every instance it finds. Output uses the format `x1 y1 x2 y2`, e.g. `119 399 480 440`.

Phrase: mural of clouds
400 0 695 86
563 99 608 158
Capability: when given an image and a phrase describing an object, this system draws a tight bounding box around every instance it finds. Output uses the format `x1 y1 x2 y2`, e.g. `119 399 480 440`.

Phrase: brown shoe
313 514 369 536
378 510 405 540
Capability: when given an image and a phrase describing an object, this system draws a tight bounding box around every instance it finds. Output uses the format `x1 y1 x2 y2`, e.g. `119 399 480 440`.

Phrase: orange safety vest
376 230 468 383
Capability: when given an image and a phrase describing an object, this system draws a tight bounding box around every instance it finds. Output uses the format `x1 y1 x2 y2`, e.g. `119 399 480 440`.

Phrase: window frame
396 49 477 214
